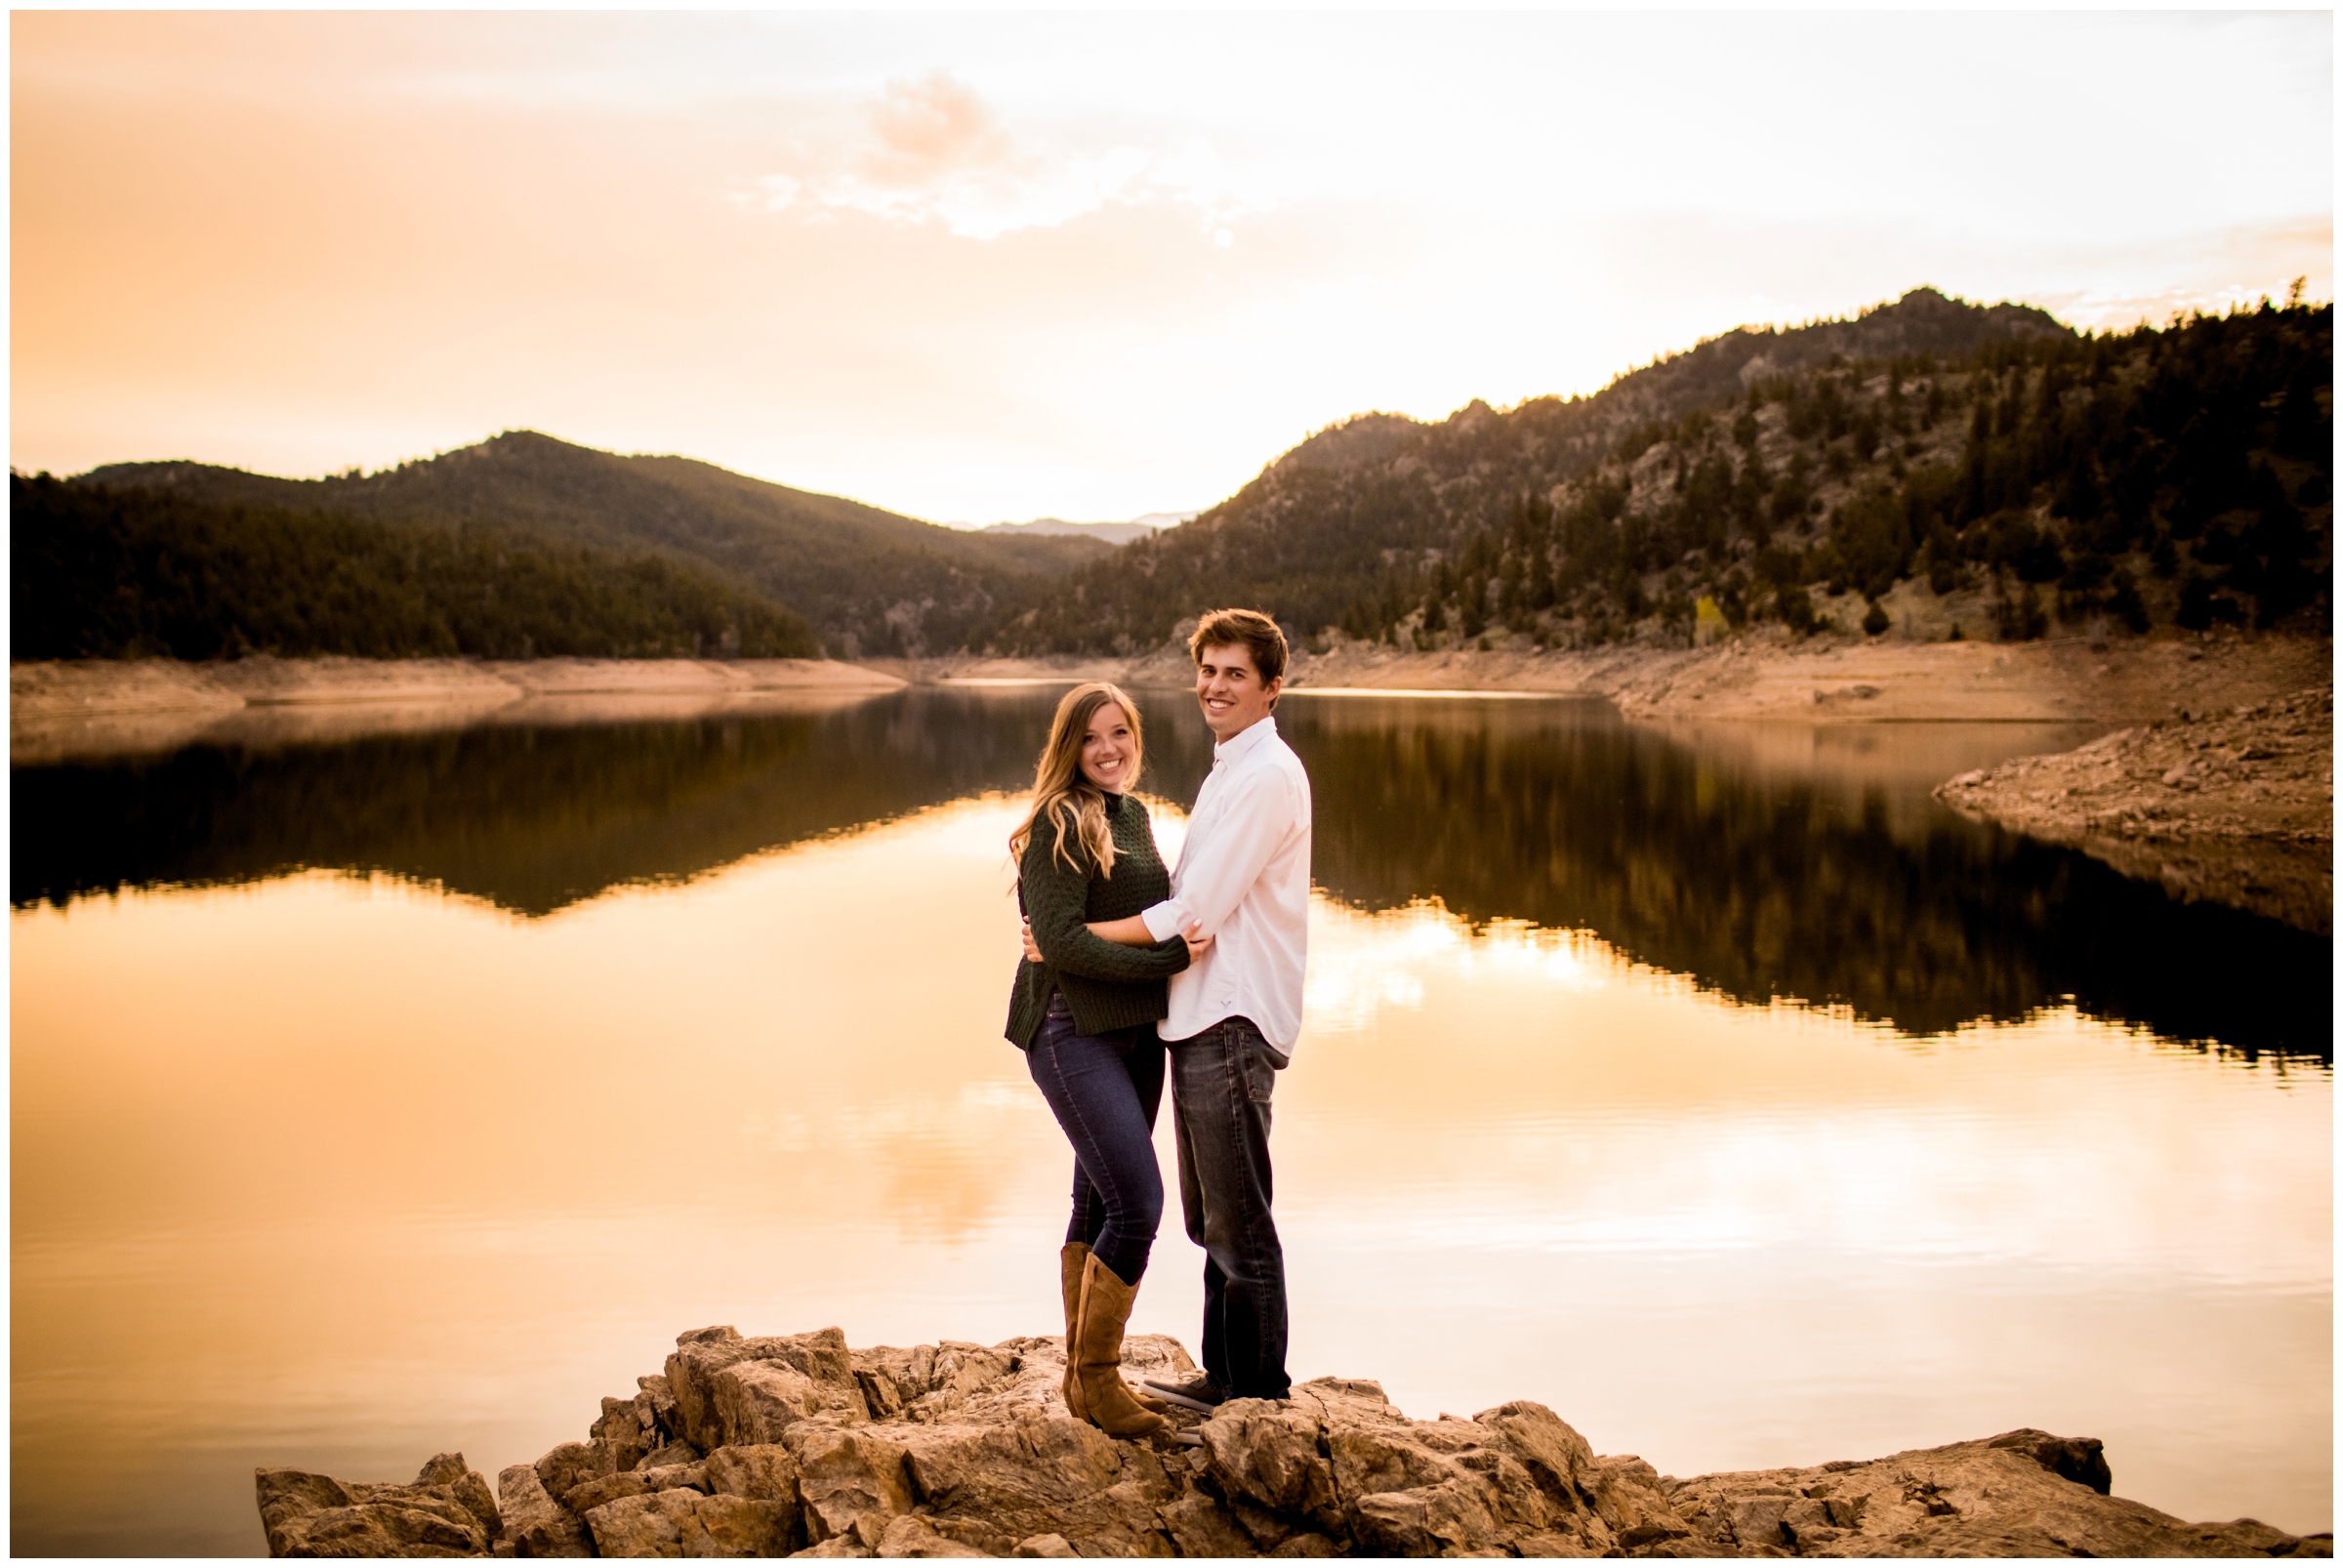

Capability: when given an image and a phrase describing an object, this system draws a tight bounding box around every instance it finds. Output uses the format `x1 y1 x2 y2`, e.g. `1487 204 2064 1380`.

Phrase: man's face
1194 642 1281 743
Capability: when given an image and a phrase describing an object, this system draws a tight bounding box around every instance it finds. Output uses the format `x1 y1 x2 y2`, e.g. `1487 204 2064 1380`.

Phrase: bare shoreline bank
8 655 907 764
17 631 2323 729
918 627 2330 726
1935 687 2334 935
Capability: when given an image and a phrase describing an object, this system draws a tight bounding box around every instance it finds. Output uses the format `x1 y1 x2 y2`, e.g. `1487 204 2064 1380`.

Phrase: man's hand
1020 918 1042 965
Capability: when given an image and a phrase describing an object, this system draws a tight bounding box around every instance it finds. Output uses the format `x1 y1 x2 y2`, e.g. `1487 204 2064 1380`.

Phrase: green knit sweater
1005 792 1189 1049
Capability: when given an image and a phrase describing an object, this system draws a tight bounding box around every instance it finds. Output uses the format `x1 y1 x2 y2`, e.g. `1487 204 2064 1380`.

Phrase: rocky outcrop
257 1451 505 1556
256 1325 2331 1558
1936 685 2333 933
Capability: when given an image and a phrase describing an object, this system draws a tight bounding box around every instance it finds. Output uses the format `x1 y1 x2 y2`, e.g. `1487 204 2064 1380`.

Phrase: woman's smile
1081 712 1134 790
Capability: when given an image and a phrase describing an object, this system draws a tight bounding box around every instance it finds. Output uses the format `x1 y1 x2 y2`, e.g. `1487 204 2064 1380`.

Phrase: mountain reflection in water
13 684 2326 1057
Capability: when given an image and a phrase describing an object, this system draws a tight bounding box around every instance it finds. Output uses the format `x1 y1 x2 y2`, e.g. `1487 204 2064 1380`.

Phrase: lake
10 684 2330 1554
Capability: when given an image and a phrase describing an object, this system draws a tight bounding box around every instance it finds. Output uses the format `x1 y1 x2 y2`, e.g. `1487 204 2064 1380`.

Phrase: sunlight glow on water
12 778 2331 1553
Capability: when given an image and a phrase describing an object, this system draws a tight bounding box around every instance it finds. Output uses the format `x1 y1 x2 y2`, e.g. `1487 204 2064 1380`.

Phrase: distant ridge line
976 514 1194 546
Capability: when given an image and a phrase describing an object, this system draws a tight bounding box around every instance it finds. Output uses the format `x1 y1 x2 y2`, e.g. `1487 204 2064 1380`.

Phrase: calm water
11 686 2331 1554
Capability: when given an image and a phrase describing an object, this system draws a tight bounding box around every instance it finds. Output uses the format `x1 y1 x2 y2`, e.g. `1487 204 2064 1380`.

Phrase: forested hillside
43 287 2330 664
79 432 1107 657
976 288 2332 654
12 474 819 660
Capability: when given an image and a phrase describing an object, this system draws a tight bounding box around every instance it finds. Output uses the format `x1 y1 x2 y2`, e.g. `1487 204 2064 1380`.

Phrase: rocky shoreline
257 1324 2330 1559
1935 686 2333 934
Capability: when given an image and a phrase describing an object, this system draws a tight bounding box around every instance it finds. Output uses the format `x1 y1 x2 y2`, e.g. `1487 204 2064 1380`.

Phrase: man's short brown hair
1187 608 1289 685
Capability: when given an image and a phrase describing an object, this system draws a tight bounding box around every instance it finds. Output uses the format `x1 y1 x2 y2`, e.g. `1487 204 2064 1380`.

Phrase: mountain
12 472 819 661
979 514 1191 546
974 288 2332 654
78 432 1109 657
49 287 2329 666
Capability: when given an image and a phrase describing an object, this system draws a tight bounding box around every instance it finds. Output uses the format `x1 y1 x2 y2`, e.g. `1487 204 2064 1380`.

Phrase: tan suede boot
1058 1242 1091 1421
1071 1252 1170 1438
1063 1243 1169 1419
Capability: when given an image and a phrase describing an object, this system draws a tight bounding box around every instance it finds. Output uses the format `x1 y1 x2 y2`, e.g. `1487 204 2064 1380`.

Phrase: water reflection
10 800 2327 1556
15 685 2327 1056
1288 696 2328 1056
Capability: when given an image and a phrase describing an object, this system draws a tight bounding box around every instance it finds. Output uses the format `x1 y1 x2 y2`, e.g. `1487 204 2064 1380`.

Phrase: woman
1007 681 1205 1440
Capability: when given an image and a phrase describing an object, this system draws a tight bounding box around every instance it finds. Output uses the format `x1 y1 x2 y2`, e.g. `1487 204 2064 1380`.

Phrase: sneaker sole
1141 1380 1222 1414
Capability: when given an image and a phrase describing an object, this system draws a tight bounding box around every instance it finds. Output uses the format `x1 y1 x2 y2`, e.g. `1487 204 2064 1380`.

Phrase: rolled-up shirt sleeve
1140 767 1298 941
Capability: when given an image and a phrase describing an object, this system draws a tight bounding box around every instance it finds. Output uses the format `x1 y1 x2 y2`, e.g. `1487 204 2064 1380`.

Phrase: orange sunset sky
11 10 2333 524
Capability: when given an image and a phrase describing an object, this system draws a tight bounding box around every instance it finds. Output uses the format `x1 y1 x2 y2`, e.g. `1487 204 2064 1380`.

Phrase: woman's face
1078 702 1136 793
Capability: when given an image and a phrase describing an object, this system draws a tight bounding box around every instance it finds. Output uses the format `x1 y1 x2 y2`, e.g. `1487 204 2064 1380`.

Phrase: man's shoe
1141 1374 1226 1414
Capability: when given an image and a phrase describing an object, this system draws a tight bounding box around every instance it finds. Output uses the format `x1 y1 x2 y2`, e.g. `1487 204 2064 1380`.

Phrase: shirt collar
1213 713 1278 768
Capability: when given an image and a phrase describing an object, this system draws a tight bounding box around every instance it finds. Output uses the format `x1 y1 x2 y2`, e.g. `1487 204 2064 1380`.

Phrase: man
1135 608 1313 1409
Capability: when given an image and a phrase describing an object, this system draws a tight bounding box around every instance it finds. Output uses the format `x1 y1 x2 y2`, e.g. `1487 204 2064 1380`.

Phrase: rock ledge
256 1324 2330 1558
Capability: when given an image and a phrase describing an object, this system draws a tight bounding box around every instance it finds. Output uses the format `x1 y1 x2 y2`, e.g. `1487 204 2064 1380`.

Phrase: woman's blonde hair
1009 682 1145 878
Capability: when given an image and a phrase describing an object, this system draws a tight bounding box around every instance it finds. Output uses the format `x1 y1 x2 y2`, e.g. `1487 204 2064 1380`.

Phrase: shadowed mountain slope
80 431 1109 657
11 472 821 662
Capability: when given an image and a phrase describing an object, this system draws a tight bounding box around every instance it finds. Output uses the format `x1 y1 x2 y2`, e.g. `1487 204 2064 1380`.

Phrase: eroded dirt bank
916 629 2327 724
1283 628 2330 725
1936 687 2334 934
9 656 906 763
20 633 2320 733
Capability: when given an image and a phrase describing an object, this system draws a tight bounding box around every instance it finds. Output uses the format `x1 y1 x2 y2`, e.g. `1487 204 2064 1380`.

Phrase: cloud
746 70 1262 240
864 71 1010 183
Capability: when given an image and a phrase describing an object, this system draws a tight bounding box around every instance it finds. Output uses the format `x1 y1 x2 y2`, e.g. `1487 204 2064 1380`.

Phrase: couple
1005 608 1310 1441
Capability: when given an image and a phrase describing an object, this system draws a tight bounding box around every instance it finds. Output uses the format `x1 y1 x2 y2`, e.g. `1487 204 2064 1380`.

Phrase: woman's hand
1181 923 1213 965
1020 918 1041 965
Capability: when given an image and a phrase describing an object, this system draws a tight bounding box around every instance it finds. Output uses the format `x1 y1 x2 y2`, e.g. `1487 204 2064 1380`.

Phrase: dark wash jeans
1168 1015 1292 1399
1026 991 1166 1286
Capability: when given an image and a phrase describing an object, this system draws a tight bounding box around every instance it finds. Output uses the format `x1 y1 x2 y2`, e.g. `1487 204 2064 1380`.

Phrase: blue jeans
1026 993 1166 1286
1169 1016 1291 1399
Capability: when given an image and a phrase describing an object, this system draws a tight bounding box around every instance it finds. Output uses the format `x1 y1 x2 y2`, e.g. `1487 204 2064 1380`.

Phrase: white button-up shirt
1140 714 1313 1052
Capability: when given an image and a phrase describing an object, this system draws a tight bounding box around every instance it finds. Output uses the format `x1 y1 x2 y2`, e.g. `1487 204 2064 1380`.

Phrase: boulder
261 1328 2336 1559
256 1453 501 1557
418 1452 507 1542
565 1470 656 1515
497 1462 592 1557
582 1488 797 1558
872 1514 993 1557
896 1412 1173 1554
1661 1427 2329 1559
788 1428 915 1548
593 1393 659 1471
704 1443 803 1507
667 1328 870 1453
536 1440 620 1501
